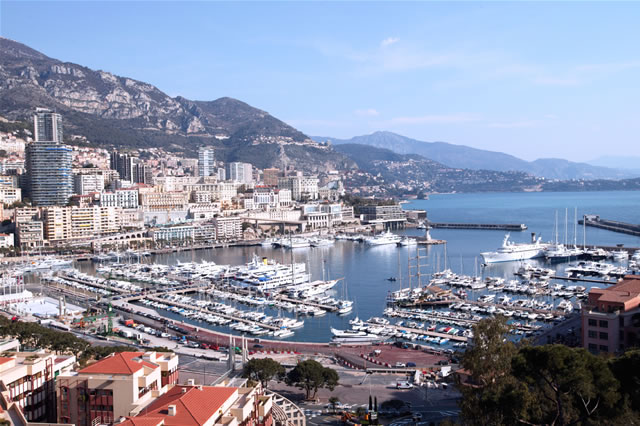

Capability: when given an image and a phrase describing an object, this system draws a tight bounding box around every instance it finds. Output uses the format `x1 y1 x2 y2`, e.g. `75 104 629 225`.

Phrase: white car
396 381 413 389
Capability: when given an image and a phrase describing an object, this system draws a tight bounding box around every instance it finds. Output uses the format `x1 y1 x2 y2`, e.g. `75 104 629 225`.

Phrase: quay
427 221 527 231
220 286 340 313
142 294 280 331
579 216 640 237
56 273 129 294
550 275 619 285
465 299 565 317
369 321 467 342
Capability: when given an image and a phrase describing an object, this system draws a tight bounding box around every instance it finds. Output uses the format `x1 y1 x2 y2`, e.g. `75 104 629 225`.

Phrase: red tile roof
118 417 164 426
0 357 14 365
136 385 238 426
79 352 157 375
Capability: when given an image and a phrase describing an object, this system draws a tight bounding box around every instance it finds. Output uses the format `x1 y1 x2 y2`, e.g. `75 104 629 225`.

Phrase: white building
100 189 139 208
279 175 319 201
0 233 14 248
73 171 105 195
198 146 216 177
227 162 253 184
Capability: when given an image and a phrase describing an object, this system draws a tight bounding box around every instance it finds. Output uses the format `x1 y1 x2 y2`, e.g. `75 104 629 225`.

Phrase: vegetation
457 316 640 426
285 359 339 400
329 396 340 412
241 357 285 389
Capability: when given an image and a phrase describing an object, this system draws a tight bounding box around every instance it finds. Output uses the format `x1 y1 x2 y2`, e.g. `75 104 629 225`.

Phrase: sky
1 1 640 162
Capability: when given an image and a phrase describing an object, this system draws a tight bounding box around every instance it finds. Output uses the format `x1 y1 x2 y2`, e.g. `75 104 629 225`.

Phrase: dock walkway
427 222 527 231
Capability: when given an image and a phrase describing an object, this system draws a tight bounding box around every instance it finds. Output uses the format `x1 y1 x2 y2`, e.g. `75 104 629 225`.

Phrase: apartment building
0 344 76 423
139 191 189 211
57 351 179 426
100 189 139 209
14 208 44 249
118 383 273 426
73 170 106 195
213 216 243 241
263 167 282 187
228 162 253 184
278 176 319 201
582 275 640 354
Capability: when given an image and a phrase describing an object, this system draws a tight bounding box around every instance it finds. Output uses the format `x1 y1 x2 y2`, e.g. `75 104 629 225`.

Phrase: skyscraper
198 147 216 177
33 108 63 142
25 110 73 206
227 162 253 184
109 151 134 181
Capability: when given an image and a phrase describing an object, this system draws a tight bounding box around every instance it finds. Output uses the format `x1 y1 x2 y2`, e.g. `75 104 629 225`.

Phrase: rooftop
589 275 640 309
79 352 157 375
132 385 238 426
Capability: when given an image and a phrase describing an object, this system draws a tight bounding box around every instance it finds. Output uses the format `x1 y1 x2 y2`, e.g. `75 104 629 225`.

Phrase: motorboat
481 234 549 263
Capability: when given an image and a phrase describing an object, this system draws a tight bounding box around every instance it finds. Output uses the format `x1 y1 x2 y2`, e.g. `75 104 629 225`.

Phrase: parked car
396 381 413 389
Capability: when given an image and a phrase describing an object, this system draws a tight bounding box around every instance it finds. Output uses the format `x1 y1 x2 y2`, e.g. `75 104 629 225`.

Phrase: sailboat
545 209 584 262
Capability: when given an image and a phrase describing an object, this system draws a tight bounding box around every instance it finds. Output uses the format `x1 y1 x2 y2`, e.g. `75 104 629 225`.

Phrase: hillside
315 131 636 180
0 37 351 171
334 143 544 194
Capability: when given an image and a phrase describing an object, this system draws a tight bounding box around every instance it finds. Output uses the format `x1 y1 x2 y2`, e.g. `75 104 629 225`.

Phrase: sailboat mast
574 207 578 248
564 208 568 247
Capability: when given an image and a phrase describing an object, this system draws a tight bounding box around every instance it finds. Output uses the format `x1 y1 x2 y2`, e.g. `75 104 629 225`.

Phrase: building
25 140 73 206
302 203 351 230
41 206 123 243
118 383 273 426
214 216 243 241
100 189 139 209
0 187 21 205
57 351 179 425
198 147 216 177
228 162 253 184
318 180 345 202
0 233 14 248
150 225 195 244
217 167 226 181
263 167 281 187
33 108 63 143
14 208 44 249
278 176 319 201
110 151 134 182
139 191 189 211
74 171 105 195
0 343 76 423
133 162 152 184
582 275 640 354
359 204 407 229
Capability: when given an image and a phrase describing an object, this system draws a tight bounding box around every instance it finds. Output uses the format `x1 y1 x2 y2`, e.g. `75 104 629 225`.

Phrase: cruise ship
481 234 549 263
229 255 310 290
364 231 402 246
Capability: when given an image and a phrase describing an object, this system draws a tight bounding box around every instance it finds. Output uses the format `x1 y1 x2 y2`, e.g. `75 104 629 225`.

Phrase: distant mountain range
587 156 640 172
313 131 637 181
0 37 352 172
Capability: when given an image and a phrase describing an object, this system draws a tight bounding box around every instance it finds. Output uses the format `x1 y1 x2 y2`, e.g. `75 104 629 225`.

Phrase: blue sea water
87 191 640 343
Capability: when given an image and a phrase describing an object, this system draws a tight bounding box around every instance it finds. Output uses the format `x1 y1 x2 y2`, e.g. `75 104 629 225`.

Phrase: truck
120 330 134 339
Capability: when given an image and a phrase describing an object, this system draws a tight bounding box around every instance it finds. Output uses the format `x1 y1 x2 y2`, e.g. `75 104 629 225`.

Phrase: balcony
258 395 272 418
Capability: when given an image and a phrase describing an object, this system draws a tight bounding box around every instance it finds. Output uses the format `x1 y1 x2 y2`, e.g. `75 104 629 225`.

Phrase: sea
78 191 640 343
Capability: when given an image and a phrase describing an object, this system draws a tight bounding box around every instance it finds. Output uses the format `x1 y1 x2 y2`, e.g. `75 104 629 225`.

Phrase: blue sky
1 1 639 162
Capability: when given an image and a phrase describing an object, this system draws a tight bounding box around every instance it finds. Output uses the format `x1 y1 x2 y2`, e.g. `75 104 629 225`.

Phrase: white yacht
481 234 549 263
397 237 418 246
364 231 401 246
612 250 629 261
544 244 584 262
330 328 386 343
230 255 309 290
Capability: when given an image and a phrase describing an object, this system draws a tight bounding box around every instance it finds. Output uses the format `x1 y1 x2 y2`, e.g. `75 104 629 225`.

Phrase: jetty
427 221 527 231
579 215 640 237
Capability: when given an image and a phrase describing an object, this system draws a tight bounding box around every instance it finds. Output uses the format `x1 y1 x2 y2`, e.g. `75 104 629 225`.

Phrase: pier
579 216 640 237
427 221 527 231
550 275 619 285
367 321 468 342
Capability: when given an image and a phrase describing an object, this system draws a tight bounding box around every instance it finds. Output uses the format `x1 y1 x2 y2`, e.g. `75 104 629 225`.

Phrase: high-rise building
263 167 281 187
25 110 73 206
227 162 253 184
33 108 63 142
198 146 216 177
109 151 134 181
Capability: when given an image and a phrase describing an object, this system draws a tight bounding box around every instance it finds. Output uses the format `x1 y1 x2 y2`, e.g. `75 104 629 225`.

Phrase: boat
480 233 549 263
612 250 629 261
397 237 418 246
230 254 310 290
330 328 386 343
309 238 334 247
364 231 402 246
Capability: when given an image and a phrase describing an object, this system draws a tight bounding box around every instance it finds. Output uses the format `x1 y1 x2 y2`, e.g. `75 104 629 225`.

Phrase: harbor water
78 191 640 343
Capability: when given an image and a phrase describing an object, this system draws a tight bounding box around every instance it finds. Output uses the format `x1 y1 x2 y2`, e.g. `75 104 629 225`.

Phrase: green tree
329 396 340 413
285 360 339 400
610 348 640 415
241 357 285 389
511 345 620 425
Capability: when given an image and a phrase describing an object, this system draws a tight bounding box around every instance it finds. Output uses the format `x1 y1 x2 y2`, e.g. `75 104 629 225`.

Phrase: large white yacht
364 231 402 246
330 328 386 343
481 234 549 263
230 255 309 290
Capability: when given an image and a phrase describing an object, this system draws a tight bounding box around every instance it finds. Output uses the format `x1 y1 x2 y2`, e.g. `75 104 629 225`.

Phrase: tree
610 349 640 414
285 360 339 400
457 316 522 426
241 357 285 389
511 345 620 425
329 396 340 413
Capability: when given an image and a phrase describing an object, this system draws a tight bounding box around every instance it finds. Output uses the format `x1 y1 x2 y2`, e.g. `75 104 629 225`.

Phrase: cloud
355 108 380 117
384 113 481 125
380 37 400 48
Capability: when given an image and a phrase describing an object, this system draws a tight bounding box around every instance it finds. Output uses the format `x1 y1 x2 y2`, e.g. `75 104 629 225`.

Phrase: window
599 320 608 328
588 343 597 352
599 332 608 340
588 330 597 338
588 319 597 327
599 345 609 352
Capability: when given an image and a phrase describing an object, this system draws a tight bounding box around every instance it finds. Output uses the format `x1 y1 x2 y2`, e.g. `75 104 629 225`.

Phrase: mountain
314 131 637 180
0 37 351 172
334 143 544 194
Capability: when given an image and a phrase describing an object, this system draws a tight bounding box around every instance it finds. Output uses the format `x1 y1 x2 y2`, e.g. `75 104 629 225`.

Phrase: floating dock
427 222 527 231
579 216 640 237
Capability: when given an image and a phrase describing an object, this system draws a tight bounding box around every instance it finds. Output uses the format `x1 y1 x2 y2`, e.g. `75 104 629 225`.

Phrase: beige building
42 206 123 243
213 216 243 241
14 208 44 249
139 191 189 211
57 351 179 426
0 342 76 423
